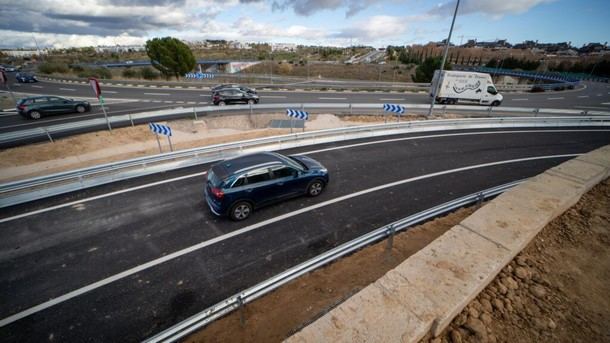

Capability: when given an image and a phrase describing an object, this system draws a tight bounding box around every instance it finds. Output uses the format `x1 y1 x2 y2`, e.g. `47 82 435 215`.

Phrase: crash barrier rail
3 102 610 147
143 180 524 343
1 115 609 209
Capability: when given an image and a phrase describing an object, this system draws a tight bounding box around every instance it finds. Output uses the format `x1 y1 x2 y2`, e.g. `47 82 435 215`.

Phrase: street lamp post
427 0 460 116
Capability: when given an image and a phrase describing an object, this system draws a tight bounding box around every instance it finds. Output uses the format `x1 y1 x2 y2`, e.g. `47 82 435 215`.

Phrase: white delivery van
431 70 503 106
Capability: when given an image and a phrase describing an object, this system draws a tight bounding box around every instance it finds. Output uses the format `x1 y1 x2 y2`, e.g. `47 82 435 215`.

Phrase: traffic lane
0 158 571 343
2 127 608 219
2 130 609 317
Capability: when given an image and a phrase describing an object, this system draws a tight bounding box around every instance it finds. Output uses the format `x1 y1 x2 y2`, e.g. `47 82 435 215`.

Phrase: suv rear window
207 169 224 187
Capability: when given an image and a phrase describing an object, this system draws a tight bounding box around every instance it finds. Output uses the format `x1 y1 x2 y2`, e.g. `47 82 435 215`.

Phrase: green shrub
38 62 69 74
77 67 112 79
71 65 84 72
140 67 159 80
122 68 138 78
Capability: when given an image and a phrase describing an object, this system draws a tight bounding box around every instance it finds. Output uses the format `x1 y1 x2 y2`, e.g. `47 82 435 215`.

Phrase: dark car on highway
211 84 257 94
17 96 91 119
204 152 329 220
15 72 38 83
212 89 259 106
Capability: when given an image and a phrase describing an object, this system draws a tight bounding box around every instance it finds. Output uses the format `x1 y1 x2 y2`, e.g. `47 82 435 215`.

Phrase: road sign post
89 77 111 131
0 70 16 104
286 109 309 134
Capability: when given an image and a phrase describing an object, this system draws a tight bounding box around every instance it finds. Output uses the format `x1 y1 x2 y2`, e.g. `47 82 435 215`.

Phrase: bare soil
421 178 610 343
184 178 610 343
185 206 477 343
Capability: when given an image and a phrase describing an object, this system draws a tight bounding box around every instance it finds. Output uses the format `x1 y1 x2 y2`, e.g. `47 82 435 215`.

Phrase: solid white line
59 88 76 91
0 153 580 327
0 172 208 224
379 98 404 101
199 94 210 97
104 91 118 94
577 95 589 98
602 102 610 105
144 93 170 96
511 98 528 101
547 97 564 100
319 97 347 100
31 85 43 89
264 95 287 98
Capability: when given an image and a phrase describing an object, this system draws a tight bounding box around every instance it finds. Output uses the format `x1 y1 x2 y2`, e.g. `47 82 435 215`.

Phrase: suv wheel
76 105 86 113
247 99 255 105
230 201 252 221
29 110 41 120
218 101 226 106
491 101 500 107
307 180 324 197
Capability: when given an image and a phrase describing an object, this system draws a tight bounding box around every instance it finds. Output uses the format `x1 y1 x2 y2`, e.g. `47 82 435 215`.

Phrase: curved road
1 127 609 342
1 78 609 134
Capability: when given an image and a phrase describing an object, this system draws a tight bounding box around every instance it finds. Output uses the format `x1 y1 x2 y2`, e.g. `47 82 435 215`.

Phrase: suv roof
211 152 285 179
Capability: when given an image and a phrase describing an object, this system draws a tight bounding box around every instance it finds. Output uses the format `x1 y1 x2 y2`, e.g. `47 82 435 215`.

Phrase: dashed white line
577 95 589 98
144 92 170 96
104 91 117 94
318 97 347 100
511 98 529 101
264 95 288 98
547 97 564 100
59 88 76 91
379 98 404 101
31 85 43 89
601 102 610 105
164 101 173 103
152 100 162 103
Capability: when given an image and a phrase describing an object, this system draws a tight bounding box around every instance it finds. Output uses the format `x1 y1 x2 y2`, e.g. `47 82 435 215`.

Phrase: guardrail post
487 106 493 116
237 295 246 327
128 113 134 127
193 107 198 120
476 192 485 207
442 105 447 116
349 103 353 115
44 128 54 143
385 224 396 261
533 108 539 117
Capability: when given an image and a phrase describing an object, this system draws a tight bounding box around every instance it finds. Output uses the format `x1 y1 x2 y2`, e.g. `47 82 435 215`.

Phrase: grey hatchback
17 96 91 119
204 152 329 220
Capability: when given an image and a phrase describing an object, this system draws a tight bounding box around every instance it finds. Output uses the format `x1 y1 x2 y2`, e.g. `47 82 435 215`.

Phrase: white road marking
547 97 564 100
59 88 76 91
164 101 173 103
104 91 117 94
199 94 210 97
601 102 610 105
263 95 287 98
152 100 162 103
577 95 589 98
511 98 528 101
31 85 43 89
574 106 610 110
597 94 603 96
379 98 404 101
144 93 170 96
318 97 347 100
0 153 580 327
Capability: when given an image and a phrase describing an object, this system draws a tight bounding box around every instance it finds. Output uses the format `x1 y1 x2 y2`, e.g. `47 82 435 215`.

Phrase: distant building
1 49 48 57
94 45 144 53
271 43 297 52
579 42 608 54
460 39 510 49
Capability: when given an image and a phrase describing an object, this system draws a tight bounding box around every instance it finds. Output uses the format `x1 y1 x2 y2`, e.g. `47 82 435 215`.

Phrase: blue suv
204 152 329 220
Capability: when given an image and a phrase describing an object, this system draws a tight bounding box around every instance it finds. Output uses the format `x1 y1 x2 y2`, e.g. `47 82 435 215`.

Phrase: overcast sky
0 0 608 49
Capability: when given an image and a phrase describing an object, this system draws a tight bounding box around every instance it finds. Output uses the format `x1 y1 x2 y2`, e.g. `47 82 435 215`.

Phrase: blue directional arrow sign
149 122 172 136
286 109 309 120
383 103 406 114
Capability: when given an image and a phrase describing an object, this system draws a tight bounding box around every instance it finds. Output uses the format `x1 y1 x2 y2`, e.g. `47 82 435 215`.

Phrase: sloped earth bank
184 178 610 343
419 178 610 343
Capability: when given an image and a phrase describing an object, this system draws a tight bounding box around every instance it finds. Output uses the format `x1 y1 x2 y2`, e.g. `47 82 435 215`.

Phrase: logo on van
453 80 481 94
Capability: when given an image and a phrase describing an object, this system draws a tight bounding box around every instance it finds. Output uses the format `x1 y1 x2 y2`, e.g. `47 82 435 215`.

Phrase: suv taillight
210 187 224 199
18 104 27 111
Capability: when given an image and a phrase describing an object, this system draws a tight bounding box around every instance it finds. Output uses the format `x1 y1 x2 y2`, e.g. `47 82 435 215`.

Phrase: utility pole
428 0 460 116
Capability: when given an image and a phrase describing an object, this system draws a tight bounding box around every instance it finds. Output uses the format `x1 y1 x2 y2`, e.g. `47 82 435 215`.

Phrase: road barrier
143 180 524 343
2 102 609 147
1 116 609 208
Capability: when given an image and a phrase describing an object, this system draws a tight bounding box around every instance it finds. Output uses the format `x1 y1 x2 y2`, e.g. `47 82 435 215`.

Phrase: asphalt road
1 127 609 342
1 77 609 134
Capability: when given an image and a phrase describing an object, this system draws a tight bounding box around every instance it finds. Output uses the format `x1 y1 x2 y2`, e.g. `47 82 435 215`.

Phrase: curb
285 144 610 343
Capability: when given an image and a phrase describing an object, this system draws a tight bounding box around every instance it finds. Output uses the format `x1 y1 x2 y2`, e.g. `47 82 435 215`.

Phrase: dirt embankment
421 178 610 343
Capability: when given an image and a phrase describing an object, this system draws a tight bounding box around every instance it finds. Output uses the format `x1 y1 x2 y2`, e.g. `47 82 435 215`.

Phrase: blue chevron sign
184 72 215 79
286 109 309 120
383 103 405 114
149 122 172 136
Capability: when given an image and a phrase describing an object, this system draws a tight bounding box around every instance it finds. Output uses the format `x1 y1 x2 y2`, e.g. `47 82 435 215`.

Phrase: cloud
428 0 555 18
332 15 408 41
272 0 382 17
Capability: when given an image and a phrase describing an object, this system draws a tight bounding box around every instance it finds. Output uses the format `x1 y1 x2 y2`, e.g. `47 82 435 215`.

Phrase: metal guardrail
3 102 610 147
1 116 609 208
143 179 524 343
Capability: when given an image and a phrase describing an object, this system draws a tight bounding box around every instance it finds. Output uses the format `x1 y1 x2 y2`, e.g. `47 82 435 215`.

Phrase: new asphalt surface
1 127 609 342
